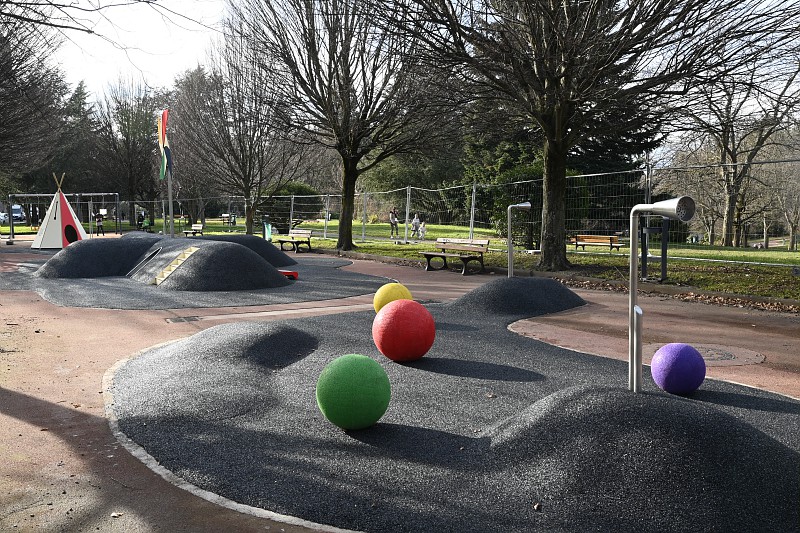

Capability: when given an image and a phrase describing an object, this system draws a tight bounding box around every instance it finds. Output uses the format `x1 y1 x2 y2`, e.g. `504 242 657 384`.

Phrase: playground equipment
507 201 532 278
372 299 436 362
373 282 413 313
31 174 88 249
316 354 391 430
7 186 120 244
651 343 706 395
628 196 696 393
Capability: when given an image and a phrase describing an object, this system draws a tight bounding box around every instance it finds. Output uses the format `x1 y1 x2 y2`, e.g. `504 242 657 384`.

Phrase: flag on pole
157 109 173 180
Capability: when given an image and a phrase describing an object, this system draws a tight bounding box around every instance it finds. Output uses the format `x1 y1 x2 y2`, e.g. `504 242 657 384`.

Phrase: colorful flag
157 109 173 180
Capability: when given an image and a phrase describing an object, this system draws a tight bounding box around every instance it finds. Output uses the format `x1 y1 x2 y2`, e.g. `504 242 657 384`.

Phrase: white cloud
53 0 225 98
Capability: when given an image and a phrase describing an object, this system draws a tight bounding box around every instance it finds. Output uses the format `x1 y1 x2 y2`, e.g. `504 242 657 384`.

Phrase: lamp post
628 196 695 392
507 201 532 278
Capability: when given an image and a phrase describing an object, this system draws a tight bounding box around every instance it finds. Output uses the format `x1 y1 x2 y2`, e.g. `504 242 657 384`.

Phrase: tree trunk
538 138 570 271
245 196 254 235
337 157 359 250
789 225 797 251
721 181 737 246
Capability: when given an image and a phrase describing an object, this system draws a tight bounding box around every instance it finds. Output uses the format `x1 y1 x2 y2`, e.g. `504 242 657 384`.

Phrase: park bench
277 229 313 252
571 234 621 251
183 223 204 237
419 238 490 275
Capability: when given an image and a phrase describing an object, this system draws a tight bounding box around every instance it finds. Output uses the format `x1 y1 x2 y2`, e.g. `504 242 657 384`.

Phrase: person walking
418 220 427 241
95 212 105 236
411 213 421 239
389 207 399 238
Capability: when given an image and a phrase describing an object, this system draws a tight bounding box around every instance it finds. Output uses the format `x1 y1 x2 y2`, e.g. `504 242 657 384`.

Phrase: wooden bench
183 223 204 236
570 234 621 251
419 238 490 275
277 229 312 252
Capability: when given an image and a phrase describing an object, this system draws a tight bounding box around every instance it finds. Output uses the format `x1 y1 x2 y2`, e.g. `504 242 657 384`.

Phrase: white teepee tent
31 174 88 249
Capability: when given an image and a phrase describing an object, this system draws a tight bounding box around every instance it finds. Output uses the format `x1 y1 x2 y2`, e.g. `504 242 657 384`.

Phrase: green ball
316 354 391 430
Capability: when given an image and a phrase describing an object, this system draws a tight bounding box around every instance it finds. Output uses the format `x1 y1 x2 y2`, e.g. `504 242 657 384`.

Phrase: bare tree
95 79 159 222
400 0 800 269
174 21 311 235
0 16 65 180
169 68 222 225
234 0 459 250
674 42 800 246
0 0 197 34
777 165 800 251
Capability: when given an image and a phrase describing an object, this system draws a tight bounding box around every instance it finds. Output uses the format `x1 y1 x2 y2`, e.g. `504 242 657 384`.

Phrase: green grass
308 229 800 300
5 216 797 300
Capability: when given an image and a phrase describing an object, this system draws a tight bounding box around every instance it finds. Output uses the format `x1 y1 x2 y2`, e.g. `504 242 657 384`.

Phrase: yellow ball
373 282 413 313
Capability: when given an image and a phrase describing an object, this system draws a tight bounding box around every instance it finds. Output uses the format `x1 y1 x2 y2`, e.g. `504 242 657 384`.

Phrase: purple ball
650 343 706 395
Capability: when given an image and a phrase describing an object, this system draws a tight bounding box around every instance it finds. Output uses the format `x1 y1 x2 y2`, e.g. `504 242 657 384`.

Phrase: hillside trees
399 0 800 270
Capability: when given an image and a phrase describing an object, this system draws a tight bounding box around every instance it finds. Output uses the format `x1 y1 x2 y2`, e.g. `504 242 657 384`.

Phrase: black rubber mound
111 303 800 532
445 276 586 317
487 385 799 532
198 234 297 267
157 241 291 291
180 322 319 371
34 237 162 278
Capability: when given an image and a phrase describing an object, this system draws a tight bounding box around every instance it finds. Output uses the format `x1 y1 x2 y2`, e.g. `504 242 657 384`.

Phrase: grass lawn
5 217 797 300
306 224 800 300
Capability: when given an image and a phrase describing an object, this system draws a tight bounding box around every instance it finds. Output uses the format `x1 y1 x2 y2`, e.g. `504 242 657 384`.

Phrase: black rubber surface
0 237 388 309
110 278 800 532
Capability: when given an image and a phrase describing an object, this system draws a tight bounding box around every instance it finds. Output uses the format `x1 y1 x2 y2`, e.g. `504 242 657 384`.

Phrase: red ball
372 299 436 362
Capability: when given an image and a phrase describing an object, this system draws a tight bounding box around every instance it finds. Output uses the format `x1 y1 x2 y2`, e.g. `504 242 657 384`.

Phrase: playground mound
197 234 298 267
35 237 162 278
111 278 799 532
445 276 586 316
35 235 292 291
486 384 796 531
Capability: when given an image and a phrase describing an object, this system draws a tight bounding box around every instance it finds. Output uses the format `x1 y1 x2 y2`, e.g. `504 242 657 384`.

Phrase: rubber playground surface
1 234 798 532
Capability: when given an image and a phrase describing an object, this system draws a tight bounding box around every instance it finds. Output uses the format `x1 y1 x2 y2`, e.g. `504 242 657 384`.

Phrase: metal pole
403 186 411 244
362 192 367 243
167 169 174 238
507 204 514 278
629 209 641 392
324 194 330 239
507 202 530 278
289 195 295 228
8 195 15 242
469 181 477 239
633 305 643 390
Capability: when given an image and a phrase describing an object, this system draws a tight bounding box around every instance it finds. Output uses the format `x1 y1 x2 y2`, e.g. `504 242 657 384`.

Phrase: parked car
11 205 25 223
0 212 7 224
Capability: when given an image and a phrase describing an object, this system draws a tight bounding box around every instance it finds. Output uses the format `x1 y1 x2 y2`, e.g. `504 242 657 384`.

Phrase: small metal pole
469 181 476 239
403 186 411 244
632 305 643 392
507 204 514 278
362 192 367 243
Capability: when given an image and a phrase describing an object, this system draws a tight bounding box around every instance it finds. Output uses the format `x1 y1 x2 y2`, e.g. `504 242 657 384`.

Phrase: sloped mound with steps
35 237 162 278
35 236 291 291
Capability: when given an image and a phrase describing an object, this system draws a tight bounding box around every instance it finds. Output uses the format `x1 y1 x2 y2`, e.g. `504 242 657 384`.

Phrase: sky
53 0 227 99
